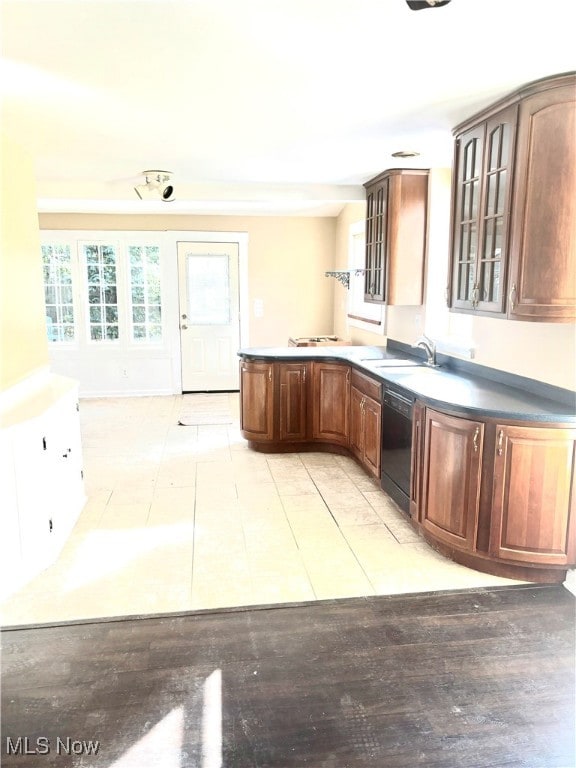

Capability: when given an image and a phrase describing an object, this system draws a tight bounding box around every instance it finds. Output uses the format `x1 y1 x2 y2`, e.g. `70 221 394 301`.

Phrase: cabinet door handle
473 426 480 452
268 367 272 382
497 429 504 456
472 283 480 309
509 283 517 311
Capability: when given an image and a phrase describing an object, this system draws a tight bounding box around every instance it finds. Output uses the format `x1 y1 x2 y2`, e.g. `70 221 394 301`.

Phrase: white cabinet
0 374 86 599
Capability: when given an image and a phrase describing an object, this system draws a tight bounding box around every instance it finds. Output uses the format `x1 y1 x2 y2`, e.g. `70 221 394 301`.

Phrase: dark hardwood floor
1 584 575 767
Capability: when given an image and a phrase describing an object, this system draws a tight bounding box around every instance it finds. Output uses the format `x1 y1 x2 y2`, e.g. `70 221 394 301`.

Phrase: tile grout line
269 456 320 602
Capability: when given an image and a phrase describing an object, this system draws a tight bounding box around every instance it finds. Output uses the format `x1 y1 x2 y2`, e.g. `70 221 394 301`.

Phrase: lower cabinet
1 376 86 600
420 408 484 551
311 362 350 446
278 362 308 442
239 356 575 582
350 370 382 478
490 424 576 566
239 360 274 441
240 360 361 452
413 401 576 579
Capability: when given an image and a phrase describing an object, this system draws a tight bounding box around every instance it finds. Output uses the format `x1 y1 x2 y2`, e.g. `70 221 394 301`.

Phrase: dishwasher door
380 387 414 513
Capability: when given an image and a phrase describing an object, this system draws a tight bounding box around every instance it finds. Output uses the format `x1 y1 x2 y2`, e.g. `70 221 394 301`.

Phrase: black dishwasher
380 384 414 514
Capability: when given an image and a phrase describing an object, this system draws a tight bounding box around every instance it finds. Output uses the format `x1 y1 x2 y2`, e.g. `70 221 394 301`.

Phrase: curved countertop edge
238 346 576 424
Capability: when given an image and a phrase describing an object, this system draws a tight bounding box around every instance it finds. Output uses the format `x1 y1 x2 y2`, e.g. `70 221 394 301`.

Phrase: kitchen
1 1 575 765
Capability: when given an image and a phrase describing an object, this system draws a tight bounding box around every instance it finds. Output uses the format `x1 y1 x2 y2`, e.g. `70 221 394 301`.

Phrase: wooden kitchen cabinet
449 72 576 321
415 405 576 580
278 362 308 442
507 81 576 321
239 360 274 441
490 424 576 566
350 369 382 478
364 169 429 305
311 362 350 445
420 408 484 552
450 106 517 315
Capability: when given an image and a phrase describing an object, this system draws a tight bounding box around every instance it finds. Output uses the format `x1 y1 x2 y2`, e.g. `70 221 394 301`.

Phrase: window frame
41 241 78 345
346 220 385 333
40 232 166 350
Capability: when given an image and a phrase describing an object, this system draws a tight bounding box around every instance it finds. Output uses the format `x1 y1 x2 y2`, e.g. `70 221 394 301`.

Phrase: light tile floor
0 393 522 626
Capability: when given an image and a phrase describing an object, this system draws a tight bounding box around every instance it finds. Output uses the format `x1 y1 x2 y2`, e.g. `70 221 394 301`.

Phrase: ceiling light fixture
391 150 421 158
134 170 175 202
406 0 452 9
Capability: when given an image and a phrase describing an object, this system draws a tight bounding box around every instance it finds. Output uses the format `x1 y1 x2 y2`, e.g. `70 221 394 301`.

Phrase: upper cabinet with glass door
450 107 516 315
364 169 429 306
448 72 576 321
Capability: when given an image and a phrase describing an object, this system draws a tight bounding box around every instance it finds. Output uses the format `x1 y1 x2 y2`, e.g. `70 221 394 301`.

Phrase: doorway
177 241 240 392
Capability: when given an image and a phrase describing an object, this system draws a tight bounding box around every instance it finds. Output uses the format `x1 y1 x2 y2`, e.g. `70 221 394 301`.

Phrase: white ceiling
1 0 574 216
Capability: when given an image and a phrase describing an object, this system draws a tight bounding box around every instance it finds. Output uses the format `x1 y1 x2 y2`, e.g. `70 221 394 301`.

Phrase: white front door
177 242 240 392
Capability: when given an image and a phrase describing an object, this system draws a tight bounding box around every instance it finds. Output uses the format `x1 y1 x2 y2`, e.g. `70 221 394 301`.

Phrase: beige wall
333 169 576 391
39 213 337 347
0 135 49 392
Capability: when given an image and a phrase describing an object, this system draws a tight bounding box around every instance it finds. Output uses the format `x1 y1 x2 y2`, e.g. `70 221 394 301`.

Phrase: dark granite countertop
238 345 576 423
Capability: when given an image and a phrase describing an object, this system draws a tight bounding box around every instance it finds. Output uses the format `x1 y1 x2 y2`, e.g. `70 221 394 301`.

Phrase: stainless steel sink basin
385 366 441 375
361 358 421 367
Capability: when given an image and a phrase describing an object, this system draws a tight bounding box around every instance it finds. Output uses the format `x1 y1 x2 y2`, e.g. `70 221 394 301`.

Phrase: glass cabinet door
450 106 517 315
476 106 517 313
364 178 388 303
452 124 484 310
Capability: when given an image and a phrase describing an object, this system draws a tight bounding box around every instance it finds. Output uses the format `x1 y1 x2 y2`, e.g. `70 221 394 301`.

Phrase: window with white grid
42 244 75 343
83 243 120 341
129 245 162 341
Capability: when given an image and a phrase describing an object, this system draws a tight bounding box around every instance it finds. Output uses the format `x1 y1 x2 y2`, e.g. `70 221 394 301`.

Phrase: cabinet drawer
351 369 381 401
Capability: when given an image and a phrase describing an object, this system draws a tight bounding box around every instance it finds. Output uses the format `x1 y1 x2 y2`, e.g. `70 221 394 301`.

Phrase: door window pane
41 244 75 342
82 243 119 342
186 255 231 325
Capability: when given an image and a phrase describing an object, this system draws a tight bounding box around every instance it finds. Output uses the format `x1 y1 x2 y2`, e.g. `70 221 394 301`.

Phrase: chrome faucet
412 335 438 367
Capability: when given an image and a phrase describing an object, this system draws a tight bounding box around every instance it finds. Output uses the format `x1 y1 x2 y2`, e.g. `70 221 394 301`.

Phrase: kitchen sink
384 365 442 375
360 358 421 367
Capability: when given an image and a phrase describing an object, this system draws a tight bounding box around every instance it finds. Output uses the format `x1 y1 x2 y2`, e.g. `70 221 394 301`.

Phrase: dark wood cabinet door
387 171 429 306
311 362 350 445
451 123 485 311
476 107 517 314
364 178 388 303
450 107 516 315
365 169 428 306
421 409 483 551
239 361 274 441
507 82 576 321
278 363 308 442
363 395 381 478
490 425 576 565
